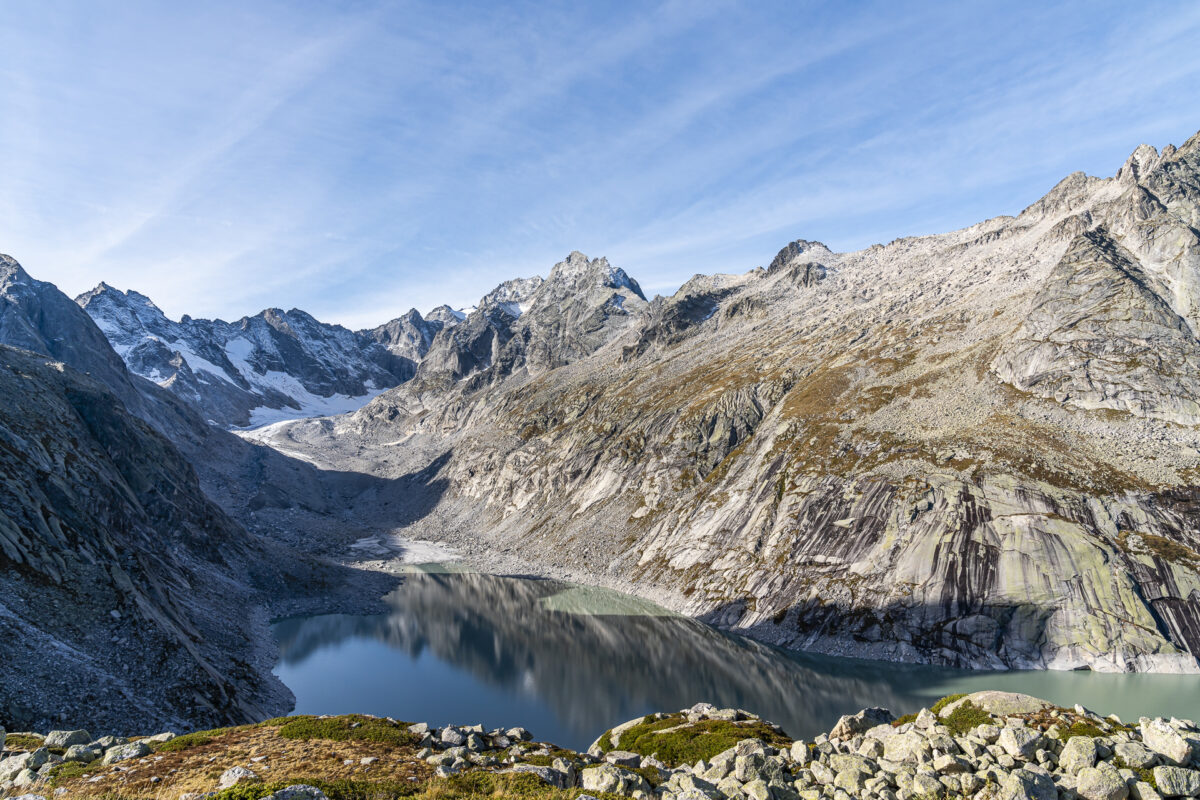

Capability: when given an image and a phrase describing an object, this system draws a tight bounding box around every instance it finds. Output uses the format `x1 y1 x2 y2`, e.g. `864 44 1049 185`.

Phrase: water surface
272 568 1200 751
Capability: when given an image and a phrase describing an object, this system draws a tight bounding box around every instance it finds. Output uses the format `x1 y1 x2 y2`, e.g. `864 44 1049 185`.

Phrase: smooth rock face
245 133 1200 675
1155 767 1200 797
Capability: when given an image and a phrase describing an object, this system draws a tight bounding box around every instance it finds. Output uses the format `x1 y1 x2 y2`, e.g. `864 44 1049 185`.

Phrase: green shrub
275 715 420 748
930 694 967 714
3 733 44 750
154 726 239 752
941 701 991 736
608 714 790 767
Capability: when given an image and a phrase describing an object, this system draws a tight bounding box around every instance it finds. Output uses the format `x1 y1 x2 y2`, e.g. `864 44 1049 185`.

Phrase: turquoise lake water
272 569 1200 751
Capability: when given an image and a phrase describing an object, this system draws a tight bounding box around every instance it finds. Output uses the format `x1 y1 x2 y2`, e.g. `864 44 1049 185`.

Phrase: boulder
43 730 91 749
1144 721 1194 766
102 741 150 765
834 767 870 794
940 692 1052 718
605 751 642 767
933 754 972 773
581 764 650 796
440 727 466 747
143 732 176 744
1077 764 1130 800
830 708 895 740
1117 742 1159 769
1060 736 1099 773
829 754 878 775
503 764 570 789
1154 767 1200 798
62 745 96 764
999 727 1043 759
217 766 260 790
883 731 930 764
998 768 1058 800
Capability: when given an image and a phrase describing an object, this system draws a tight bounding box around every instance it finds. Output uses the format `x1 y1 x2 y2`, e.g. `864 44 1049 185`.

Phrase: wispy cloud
0 1 1198 329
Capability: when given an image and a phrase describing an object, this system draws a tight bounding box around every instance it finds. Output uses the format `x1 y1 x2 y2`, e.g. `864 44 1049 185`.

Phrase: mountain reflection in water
272 571 1200 751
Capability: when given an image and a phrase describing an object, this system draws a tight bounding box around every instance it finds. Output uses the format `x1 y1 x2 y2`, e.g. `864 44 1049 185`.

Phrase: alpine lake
272 566 1200 751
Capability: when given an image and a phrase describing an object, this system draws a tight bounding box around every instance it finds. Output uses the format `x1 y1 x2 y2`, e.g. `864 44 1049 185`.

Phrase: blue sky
2 1 1199 329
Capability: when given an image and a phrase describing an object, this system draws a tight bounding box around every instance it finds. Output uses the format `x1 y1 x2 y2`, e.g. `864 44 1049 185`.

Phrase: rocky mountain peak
479 276 545 316
768 239 833 272
0 253 32 284
1118 143 1163 184
546 251 646 300
426 305 466 326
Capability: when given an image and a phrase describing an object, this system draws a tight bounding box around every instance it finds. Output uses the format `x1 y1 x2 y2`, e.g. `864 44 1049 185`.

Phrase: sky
2 1 1199 330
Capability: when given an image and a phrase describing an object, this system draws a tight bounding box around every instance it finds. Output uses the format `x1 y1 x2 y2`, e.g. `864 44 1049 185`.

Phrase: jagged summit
547 251 647 301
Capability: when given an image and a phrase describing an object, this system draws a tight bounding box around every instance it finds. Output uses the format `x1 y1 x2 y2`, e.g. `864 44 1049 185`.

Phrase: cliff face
0 345 297 731
259 133 1200 673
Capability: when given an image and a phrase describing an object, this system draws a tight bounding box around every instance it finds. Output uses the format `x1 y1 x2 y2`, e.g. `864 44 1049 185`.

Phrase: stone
1116 742 1158 769
581 764 649 796
911 772 944 796
102 742 150 765
605 751 642 767
91 736 128 750
791 741 811 763
666 773 721 799
266 788 330 800
939 692 1051 719
441 727 466 747
1154 767 1200 797
829 754 877 775
884 732 930 764
1076 764 1130 800
742 779 771 800
217 766 260 790
859 738 885 759
915 709 938 729
1144 721 1194 766
834 768 869 794
1060 736 1099 774
62 746 95 764
999 727 1043 760
831 708 895 740
810 761 835 784
504 765 570 789
933 754 971 773
143 732 175 744
976 725 1002 744
998 768 1058 800
1135 783 1166 800
43 731 91 749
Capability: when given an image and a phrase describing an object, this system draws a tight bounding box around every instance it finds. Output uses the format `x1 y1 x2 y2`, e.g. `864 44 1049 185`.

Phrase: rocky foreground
3 691 1200 800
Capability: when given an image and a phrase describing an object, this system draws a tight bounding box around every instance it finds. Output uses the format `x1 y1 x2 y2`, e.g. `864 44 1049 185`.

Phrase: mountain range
2 130 1200 731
